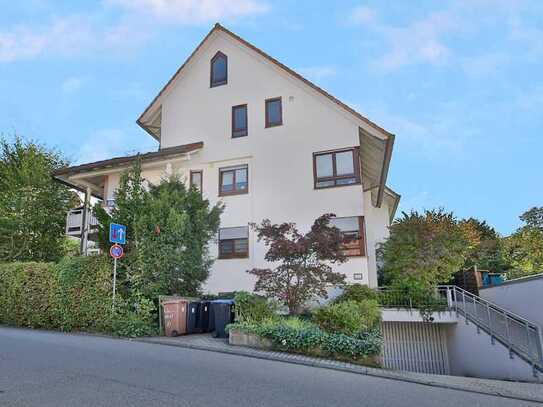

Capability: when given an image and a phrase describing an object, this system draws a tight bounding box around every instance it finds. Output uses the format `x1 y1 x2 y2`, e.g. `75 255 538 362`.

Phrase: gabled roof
137 23 394 141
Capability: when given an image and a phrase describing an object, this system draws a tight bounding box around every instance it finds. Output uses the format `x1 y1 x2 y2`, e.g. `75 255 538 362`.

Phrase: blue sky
1 0 542 235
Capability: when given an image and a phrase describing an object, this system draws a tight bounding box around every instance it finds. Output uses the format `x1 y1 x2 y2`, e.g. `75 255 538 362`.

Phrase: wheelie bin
162 298 188 336
211 299 235 338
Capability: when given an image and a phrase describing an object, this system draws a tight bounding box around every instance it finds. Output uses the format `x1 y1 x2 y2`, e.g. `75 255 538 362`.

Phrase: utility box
162 299 188 337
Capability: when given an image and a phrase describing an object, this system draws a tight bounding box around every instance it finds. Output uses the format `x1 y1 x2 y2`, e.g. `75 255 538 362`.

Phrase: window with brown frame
190 170 202 193
219 226 249 259
265 97 282 127
232 104 248 138
313 147 360 189
219 165 248 196
330 216 366 257
210 51 227 87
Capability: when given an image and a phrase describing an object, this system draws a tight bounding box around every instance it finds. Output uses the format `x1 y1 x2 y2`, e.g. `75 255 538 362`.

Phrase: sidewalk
136 333 543 404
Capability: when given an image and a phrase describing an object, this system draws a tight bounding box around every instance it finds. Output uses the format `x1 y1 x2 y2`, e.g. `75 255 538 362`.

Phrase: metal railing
377 285 543 373
65 208 99 237
376 286 450 310
443 285 543 373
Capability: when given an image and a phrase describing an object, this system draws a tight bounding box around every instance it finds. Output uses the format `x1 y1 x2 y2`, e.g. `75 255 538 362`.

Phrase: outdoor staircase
439 285 543 377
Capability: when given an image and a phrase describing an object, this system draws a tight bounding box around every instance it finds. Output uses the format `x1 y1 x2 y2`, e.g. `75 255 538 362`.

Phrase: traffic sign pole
109 239 125 313
112 257 117 312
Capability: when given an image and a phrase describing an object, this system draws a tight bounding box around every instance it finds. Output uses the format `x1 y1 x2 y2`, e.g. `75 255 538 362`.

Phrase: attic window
210 51 227 87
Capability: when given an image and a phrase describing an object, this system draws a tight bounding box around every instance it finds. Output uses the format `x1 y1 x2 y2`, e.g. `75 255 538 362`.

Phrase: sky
0 0 542 235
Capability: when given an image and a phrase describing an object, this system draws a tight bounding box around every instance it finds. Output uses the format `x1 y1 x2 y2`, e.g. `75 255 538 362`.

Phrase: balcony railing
65 208 99 237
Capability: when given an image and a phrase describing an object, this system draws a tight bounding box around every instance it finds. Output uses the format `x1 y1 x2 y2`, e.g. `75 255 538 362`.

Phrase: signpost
109 224 126 311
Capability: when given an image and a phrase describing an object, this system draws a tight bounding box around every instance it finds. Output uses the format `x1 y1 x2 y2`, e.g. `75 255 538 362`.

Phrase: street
0 327 538 407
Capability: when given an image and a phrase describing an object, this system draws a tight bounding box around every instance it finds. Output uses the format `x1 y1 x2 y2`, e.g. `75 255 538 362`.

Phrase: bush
0 257 157 337
227 317 382 360
312 300 381 336
234 291 278 323
333 284 378 304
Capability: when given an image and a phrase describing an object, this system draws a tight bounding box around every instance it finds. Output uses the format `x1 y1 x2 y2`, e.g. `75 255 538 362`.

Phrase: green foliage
233 291 278 323
333 284 378 304
227 317 382 360
503 207 543 279
248 214 347 314
312 300 381 336
459 218 510 273
0 136 78 262
133 176 222 297
0 257 157 337
379 209 470 287
94 161 223 299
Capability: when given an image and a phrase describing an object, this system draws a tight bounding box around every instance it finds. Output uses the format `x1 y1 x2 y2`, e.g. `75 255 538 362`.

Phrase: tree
94 162 223 298
503 207 543 279
247 214 347 314
380 209 469 288
0 136 77 262
133 176 222 297
459 217 510 273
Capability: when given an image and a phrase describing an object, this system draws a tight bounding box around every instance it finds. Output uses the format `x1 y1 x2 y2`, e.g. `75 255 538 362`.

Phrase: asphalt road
0 327 538 407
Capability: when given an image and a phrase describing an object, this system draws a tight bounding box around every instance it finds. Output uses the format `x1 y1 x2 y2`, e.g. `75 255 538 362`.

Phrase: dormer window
210 51 227 87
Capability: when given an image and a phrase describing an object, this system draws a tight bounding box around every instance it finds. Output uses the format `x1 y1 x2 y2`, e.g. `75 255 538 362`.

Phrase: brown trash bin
162 299 188 336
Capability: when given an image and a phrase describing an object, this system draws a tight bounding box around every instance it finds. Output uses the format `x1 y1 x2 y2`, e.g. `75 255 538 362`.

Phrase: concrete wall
479 275 543 329
101 31 392 294
445 319 541 382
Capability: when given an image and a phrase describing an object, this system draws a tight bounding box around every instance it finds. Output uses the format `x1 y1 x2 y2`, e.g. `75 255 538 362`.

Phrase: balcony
65 208 99 238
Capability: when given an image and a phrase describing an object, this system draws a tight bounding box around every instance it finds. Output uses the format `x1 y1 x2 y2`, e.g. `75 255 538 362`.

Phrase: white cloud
349 6 375 25
108 0 269 24
61 77 84 94
76 128 156 164
371 11 456 71
348 2 543 72
0 15 150 63
461 52 508 77
297 65 336 82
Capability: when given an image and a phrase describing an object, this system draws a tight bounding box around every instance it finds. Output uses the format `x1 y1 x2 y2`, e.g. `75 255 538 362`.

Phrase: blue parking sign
109 223 126 245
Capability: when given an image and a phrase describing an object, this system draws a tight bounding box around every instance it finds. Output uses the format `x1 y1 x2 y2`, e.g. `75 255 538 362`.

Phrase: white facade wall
103 32 391 294
479 275 543 330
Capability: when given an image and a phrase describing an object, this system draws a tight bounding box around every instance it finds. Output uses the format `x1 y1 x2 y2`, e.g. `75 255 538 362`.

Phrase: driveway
0 327 540 407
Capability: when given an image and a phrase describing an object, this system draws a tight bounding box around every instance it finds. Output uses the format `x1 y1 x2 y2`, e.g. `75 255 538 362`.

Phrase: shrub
0 257 157 336
312 300 381 336
227 317 382 360
333 284 378 304
234 291 278 323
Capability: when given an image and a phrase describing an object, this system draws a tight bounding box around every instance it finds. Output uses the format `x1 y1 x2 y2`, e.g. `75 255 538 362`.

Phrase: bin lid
162 298 189 305
211 299 234 304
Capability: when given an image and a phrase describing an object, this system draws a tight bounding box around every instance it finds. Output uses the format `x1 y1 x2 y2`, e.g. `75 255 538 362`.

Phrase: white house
53 23 400 294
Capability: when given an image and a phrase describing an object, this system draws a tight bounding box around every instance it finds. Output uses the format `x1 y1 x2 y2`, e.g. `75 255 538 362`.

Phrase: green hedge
0 257 156 336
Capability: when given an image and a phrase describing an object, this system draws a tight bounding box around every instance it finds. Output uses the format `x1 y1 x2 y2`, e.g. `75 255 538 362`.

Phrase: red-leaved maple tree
247 214 347 314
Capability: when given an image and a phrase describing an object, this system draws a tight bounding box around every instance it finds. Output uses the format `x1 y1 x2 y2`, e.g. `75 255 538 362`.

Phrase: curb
135 337 543 404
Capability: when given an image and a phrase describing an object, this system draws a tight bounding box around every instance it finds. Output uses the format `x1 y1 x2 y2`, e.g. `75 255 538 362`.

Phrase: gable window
265 97 282 127
210 51 227 87
219 226 249 259
232 104 248 138
313 147 360 189
219 165 248 196
190 170 202 193
330 216 366 257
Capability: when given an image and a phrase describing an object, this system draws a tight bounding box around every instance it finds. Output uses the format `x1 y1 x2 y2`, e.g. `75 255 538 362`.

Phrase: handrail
440 285 543 373
438 285 539 327
376 284 543 373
